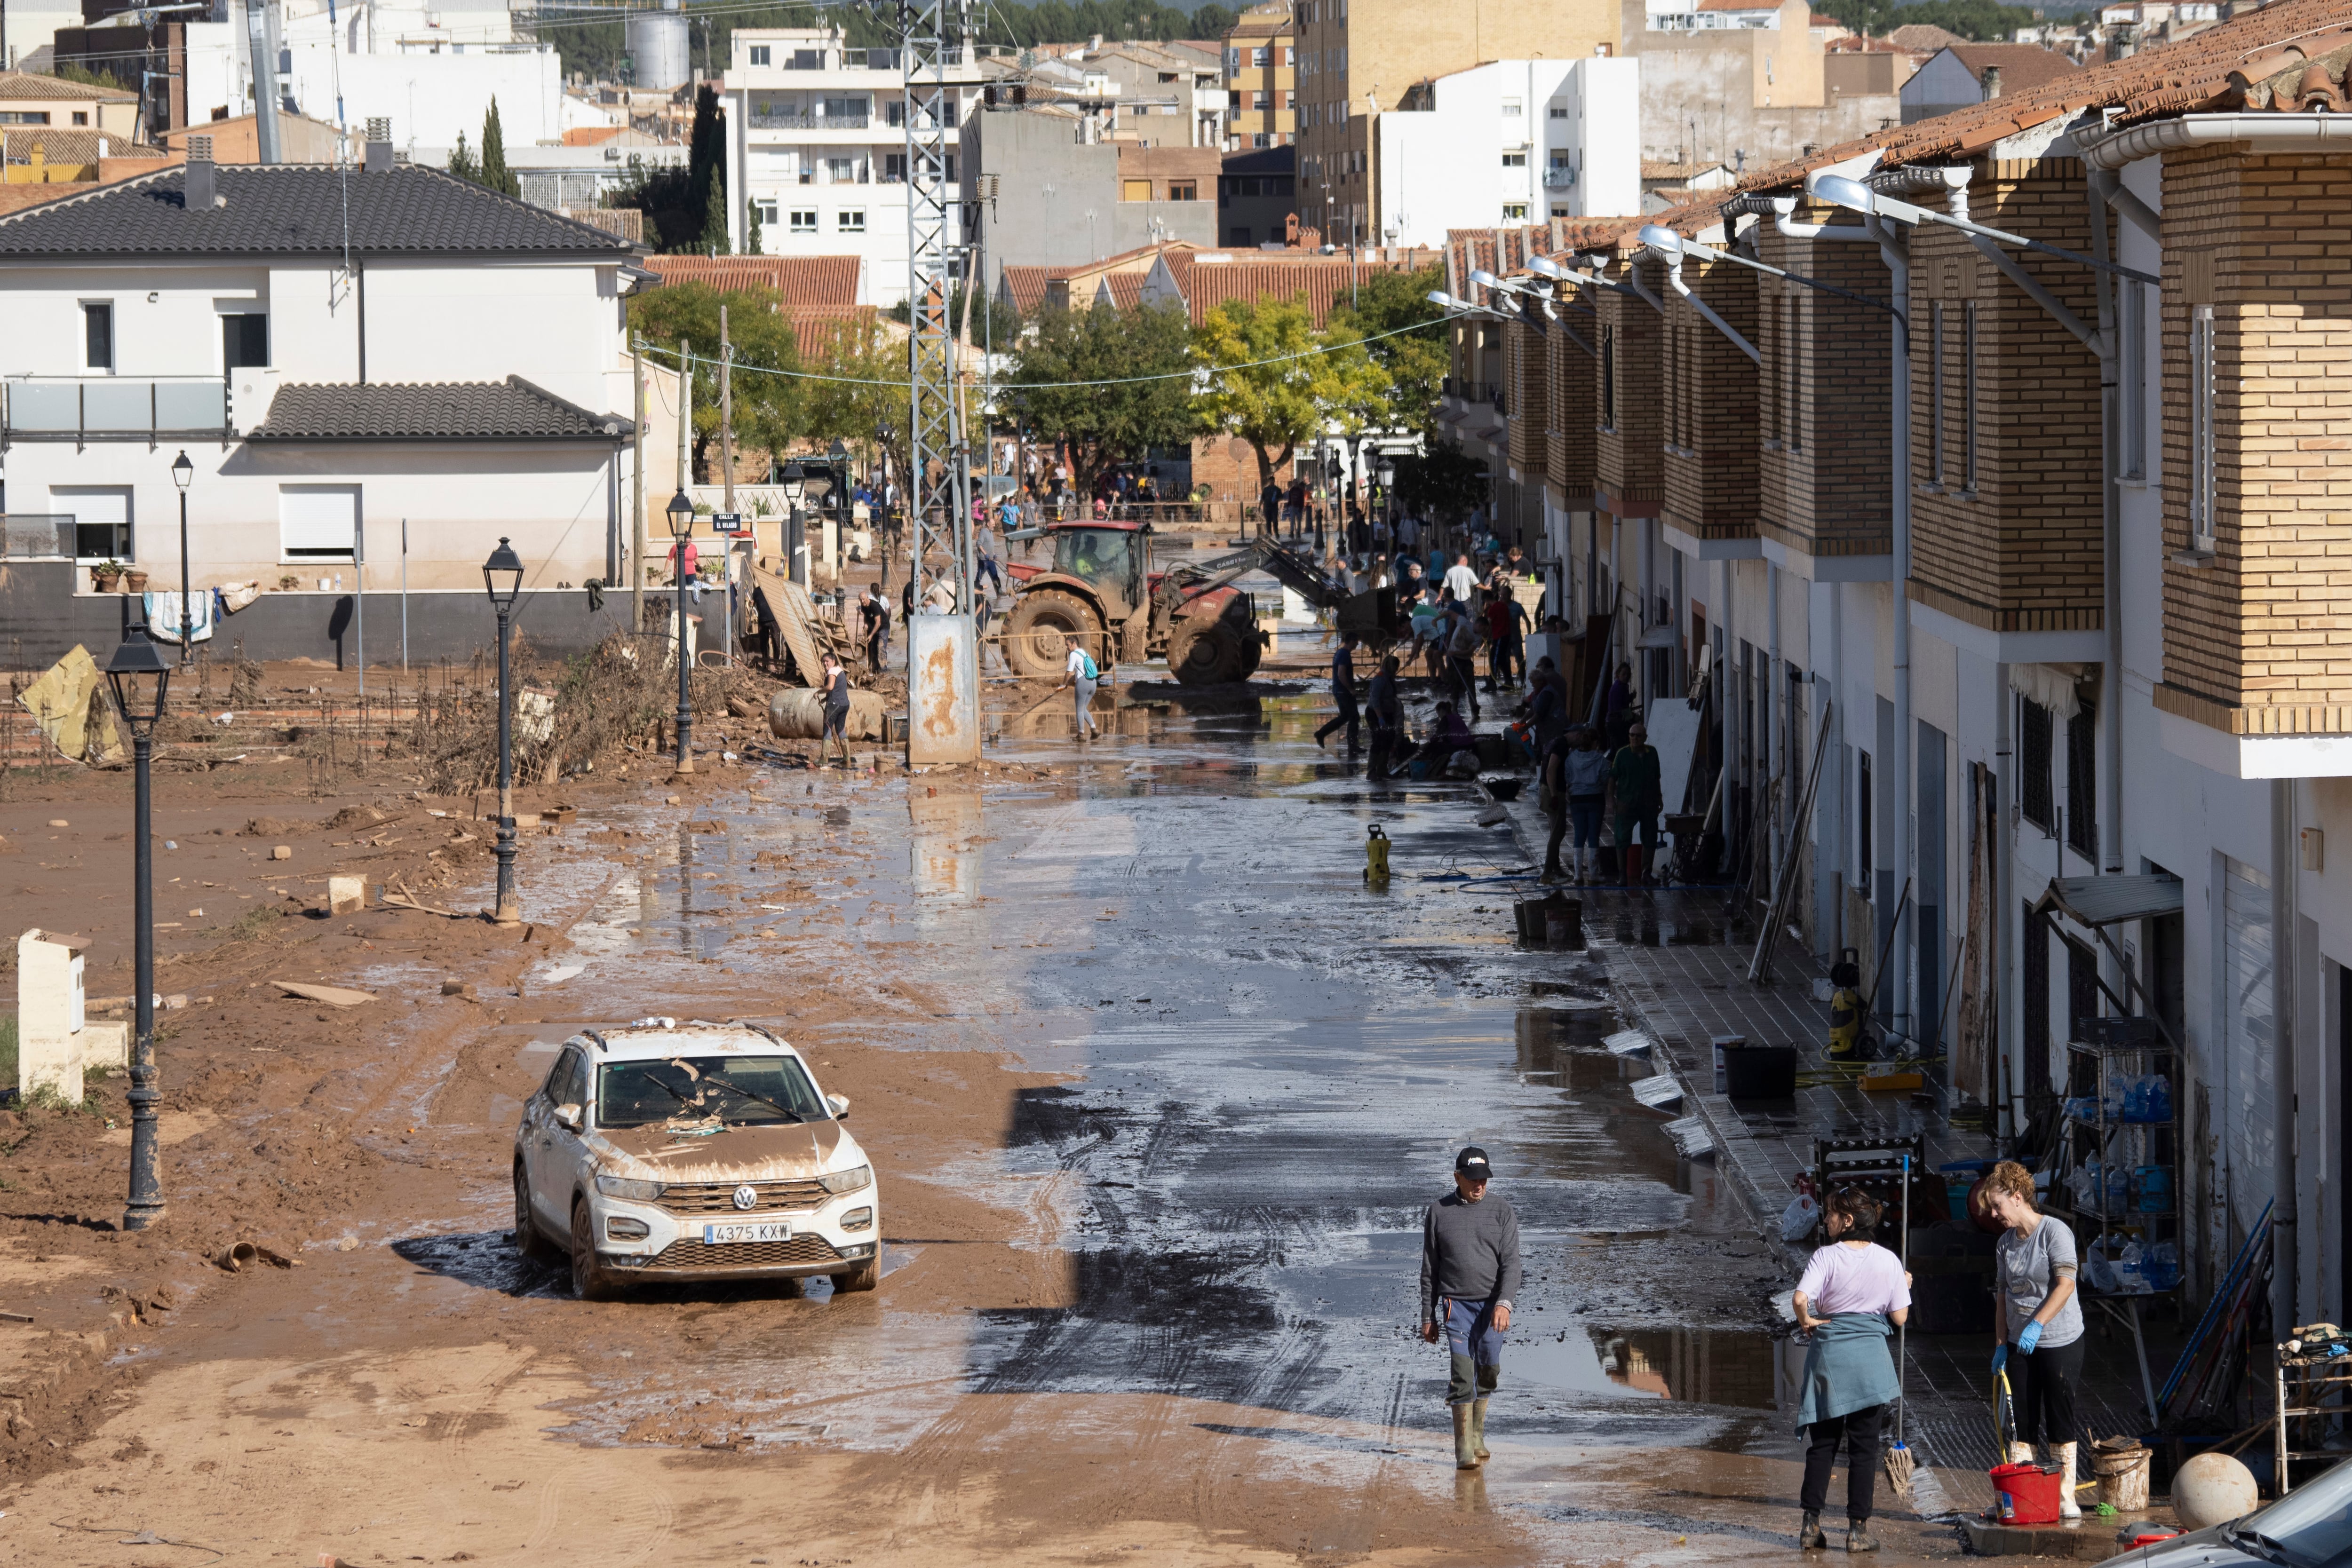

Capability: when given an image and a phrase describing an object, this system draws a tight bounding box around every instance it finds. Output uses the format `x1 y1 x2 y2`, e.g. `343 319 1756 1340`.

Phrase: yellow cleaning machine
1828 948 1870 1062
1364 823 1391 883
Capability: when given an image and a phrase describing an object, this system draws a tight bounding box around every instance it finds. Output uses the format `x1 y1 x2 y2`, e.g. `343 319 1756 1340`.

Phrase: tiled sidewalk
1492 795 2182 1518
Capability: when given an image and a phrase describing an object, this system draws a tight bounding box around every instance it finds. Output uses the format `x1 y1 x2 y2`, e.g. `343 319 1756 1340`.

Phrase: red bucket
1991 1462 2063 1525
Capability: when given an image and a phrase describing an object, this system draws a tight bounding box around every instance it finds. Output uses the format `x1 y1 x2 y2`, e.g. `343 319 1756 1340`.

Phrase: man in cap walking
1420 1146 1522 1469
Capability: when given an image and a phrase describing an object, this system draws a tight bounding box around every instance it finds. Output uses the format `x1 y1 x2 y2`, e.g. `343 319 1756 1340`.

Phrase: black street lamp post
483 537 524 926
665 489 696 775
170 450 193 666
104 635 172 1231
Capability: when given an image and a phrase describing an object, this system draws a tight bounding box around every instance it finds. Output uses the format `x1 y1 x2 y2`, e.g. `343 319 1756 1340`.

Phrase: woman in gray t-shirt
1984 1160 2085 1518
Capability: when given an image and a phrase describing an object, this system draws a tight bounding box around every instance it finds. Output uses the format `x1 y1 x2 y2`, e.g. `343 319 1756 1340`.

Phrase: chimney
184 134 215 211
1980 63 2003 98
365 116 392 173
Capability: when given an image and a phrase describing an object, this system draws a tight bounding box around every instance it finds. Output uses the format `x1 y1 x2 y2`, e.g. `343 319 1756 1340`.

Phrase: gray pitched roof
0 164 638 257
248 377 629 442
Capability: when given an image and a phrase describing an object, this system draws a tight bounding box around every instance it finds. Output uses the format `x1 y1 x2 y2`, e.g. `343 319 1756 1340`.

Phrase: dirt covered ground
0 654 1969 1567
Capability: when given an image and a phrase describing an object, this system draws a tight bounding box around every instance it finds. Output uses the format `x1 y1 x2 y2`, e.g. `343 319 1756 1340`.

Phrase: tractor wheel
1233 633 1264 680
1003 590 1100 680
1168 619 1237 686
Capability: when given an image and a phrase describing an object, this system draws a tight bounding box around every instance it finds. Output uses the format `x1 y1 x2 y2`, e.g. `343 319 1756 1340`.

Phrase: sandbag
769 686 887 741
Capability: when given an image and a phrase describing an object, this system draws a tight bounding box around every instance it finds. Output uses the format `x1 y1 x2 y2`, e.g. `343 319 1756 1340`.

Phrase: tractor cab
1036 523 1147 620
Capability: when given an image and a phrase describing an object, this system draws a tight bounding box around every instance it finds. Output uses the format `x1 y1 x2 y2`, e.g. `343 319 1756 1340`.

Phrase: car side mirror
826 1093 850 1120
555 1102 584 1132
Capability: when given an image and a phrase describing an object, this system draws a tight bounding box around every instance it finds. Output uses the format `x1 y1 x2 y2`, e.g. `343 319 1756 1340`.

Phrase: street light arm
1643 234 1760 364
1671 229 1909 352
1812 174 2158 285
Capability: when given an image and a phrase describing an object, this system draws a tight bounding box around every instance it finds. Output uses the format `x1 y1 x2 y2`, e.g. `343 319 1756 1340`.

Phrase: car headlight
596 1175 664 1202
819 1164 872 1195
841 1206 874 1232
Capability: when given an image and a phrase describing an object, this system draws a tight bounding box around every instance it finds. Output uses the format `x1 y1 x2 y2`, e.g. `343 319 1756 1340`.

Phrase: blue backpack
1079 650 1099 681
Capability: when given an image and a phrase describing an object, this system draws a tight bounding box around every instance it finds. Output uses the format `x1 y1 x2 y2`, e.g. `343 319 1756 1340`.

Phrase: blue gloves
1991 1343 2010 1375
2018 1321 2044 1355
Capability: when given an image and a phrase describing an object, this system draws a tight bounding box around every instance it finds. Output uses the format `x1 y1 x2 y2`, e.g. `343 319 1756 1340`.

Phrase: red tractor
1000 523 1394 686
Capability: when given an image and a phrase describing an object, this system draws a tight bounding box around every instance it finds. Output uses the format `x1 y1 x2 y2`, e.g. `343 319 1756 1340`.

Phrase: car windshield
1054 529 1136 586
2237 1458 2352 1567
596 1054 826 1130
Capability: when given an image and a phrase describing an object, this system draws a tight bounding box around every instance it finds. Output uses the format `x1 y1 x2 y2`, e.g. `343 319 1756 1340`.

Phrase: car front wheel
513 1164 558 1261
834 1254 881 1294
570 1198 622 1301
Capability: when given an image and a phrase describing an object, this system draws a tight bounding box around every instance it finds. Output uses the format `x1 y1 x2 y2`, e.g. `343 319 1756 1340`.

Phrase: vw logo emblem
731 1184 759 1211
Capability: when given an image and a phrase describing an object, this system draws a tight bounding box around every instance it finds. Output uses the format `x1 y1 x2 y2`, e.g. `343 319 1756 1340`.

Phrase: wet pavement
426 684 1962 1553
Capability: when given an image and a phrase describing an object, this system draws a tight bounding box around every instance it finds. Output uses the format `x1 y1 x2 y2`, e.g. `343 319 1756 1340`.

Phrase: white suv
512 1020 882 1299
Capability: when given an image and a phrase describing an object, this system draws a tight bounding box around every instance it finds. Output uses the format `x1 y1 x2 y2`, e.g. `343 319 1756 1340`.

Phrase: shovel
1883 1152 1916 1497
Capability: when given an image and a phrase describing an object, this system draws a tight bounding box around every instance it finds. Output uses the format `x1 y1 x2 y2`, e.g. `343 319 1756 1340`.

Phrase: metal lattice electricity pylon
897 0 972 618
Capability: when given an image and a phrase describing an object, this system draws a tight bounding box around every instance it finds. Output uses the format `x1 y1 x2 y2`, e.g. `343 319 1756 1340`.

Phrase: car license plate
702 1221 792 1245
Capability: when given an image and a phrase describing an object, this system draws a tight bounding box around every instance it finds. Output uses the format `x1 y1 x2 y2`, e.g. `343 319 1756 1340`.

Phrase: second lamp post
483 538 524 926
103 635 172 1229
665 489 695 775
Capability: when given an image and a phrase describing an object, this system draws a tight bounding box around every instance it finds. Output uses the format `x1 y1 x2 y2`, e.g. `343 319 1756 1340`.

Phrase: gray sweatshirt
1420 1190 1523 1321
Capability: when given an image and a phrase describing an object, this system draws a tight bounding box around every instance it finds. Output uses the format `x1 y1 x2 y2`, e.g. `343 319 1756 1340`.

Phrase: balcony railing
1542 169 1577 190
748 109 873 130
0 513 72 558
5 376 231 443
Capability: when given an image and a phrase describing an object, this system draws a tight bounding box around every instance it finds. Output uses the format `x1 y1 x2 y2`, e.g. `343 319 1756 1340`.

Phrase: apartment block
722 26 985 307
1294 0 1617 244
1222 2 1295 150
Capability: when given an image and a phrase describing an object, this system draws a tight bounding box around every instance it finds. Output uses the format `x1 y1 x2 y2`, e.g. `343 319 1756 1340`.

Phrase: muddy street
0 685 1967 1566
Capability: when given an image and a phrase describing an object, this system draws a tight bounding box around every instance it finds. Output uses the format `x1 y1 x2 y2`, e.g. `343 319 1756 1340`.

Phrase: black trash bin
1723 1044 1798 1098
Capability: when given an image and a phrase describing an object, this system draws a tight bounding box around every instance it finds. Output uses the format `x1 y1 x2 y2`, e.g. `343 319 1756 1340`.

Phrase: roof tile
643 253 861 308
0 164 636 256
250 377 627 442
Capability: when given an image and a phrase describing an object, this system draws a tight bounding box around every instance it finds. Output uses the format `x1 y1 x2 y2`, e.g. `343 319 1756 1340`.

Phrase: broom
1883 1153 1917 1497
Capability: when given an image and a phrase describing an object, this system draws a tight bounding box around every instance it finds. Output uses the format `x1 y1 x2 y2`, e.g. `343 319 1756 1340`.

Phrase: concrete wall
1625 0 1901 169
965 110 1216 274
0 560 634 670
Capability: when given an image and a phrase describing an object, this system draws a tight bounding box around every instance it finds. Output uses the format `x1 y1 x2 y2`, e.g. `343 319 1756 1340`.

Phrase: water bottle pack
2087 1237 2180 1295
2062 1074 2173 1125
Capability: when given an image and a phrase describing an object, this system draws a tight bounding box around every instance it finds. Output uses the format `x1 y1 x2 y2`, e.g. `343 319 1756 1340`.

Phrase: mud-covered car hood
584 1119 856 1182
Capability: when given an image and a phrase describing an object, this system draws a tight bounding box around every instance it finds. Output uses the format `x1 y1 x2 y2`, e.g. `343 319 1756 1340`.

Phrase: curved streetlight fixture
665 489 697 775
482 537 524 924
169 449 195 666
104 634 172 1231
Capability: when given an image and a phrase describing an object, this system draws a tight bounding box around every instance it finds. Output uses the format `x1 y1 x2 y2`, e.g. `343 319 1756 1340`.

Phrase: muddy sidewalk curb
1489 791 1810 1279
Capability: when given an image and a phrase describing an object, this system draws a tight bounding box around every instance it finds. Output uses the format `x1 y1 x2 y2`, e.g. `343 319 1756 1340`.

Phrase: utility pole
899 0 979 764
719 303 735 668
676 334 691 665
632 341 646 636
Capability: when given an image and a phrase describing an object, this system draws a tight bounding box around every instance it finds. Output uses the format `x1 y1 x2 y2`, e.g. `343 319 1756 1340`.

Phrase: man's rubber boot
2009 1441 2035 1466
1798 1512 1828 1550
1470 1398 1491 1461
1452 1404 1479 1470
2057 1443 2082 1520
1846 1523 1878 1553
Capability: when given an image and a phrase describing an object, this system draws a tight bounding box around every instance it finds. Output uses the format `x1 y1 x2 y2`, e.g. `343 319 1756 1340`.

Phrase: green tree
1329 261 1446 437
1812 0 2041 41
1394 440 1489 527
703 172 731 255
1193 298 1390 498
1004 302 1196 499
686 85 725 247
447 130 479 184
479 98 520 198
800 313 913 493
626 282 803 483
745 197 763 256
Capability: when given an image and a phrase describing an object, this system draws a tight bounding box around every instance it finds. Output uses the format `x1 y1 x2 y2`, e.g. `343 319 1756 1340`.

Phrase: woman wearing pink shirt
1790 1189 1911 1553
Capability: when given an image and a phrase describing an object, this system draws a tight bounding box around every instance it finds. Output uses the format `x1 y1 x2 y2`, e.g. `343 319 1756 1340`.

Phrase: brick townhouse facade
1429 0 2352 1324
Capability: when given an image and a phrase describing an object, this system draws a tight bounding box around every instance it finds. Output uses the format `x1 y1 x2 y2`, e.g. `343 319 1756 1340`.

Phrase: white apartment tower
722 27 985 308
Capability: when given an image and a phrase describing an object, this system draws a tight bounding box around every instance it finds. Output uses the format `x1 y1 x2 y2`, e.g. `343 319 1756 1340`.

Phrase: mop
1883 1153 1916 1496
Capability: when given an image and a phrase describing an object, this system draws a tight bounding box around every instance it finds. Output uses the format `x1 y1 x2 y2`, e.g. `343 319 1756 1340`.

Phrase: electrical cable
634 314 1442 389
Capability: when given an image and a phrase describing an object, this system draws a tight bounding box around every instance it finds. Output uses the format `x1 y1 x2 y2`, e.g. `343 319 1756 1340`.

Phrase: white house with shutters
0 135 684 663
